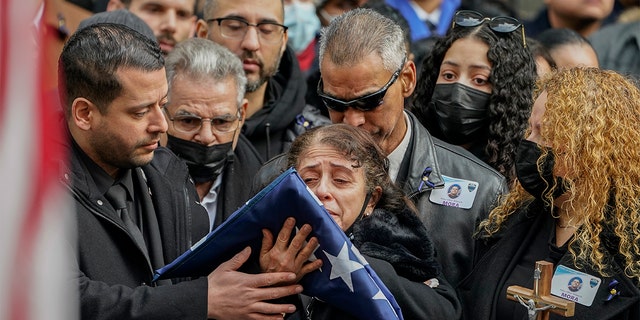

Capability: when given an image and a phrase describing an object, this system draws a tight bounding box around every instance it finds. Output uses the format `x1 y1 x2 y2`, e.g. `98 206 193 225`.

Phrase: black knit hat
78 9 156 43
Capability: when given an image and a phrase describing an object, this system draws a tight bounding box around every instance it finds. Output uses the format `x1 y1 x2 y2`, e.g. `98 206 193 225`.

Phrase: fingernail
295 285 303 293
287 273 296 280
288 306 296 312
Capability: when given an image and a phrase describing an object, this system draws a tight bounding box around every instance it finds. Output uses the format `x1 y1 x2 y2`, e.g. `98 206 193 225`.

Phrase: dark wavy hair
410 22 536 186
287 124 416 214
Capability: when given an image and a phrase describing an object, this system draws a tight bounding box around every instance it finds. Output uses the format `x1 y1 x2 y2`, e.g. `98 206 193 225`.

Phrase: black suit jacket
65 143 211 320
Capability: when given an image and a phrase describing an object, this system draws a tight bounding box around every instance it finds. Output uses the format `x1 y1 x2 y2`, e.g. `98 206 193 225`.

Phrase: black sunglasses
452 10 526 47
317 64 403 112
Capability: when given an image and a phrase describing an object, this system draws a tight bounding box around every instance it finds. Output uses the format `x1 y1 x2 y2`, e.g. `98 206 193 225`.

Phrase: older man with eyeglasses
196 0 330 163
161 38 264 231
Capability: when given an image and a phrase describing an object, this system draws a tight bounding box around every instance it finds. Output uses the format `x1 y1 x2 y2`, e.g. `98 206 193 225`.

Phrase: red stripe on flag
5 2 68 319
0 0 8 120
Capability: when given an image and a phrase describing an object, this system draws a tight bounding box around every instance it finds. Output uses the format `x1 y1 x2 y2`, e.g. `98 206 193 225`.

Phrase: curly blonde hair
479 67 640 281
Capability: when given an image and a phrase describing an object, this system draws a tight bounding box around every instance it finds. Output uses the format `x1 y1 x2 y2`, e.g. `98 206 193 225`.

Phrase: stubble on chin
245 78 266 93
244 54 281 93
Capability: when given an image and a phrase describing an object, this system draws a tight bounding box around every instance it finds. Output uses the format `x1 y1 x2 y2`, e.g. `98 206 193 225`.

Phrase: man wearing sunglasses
196 0 330 162
316 8 508 288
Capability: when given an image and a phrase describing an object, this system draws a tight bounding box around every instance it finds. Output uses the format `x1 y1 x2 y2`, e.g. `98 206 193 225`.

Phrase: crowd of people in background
42 0 640 319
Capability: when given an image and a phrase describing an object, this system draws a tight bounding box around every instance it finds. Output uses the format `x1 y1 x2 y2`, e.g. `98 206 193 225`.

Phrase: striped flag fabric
154 168 404 320
0 1 77 319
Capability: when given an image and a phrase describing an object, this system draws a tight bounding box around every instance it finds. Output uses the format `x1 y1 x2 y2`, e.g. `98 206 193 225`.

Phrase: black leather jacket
399 111 508 287
252 112 508 287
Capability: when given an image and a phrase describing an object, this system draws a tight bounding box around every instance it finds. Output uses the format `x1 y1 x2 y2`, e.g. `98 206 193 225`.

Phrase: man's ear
71 98 97 131
195 19 209 39
107 0 126 11
400 60 417 98
280 30 289 57
238 98 248 124
232 99 249 151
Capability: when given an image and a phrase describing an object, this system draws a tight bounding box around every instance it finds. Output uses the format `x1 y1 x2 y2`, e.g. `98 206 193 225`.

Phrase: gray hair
165 38 247 106
318 8 406 72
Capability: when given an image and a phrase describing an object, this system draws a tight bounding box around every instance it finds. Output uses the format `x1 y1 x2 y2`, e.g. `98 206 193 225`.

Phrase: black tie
106 183 147 253
426 20 437 34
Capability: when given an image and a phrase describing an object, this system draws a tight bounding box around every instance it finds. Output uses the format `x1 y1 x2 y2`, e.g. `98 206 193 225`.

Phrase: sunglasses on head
452 10 526 47
317 63 404 113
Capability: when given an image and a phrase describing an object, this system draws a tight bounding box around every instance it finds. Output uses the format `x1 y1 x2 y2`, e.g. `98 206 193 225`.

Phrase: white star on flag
351 245 369 266
324 242 365 292
372 289 387 301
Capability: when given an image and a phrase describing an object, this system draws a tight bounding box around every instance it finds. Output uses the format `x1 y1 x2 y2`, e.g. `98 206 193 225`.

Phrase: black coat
399 111 508 288
64 143 210 319
308 208 462 320
457 200 640 320
212 134 264 229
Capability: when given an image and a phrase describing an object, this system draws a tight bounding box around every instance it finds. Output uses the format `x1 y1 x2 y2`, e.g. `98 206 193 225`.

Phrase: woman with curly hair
410 10 536 186
457 68 640 320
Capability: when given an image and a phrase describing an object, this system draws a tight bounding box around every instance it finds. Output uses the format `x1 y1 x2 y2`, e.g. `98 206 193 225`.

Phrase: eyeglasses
317 63 404 112
452 10 526 47
164 107 241 135
206 17 287 44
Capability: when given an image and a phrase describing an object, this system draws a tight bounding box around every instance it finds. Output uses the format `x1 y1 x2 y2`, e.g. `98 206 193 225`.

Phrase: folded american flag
153 168 403 319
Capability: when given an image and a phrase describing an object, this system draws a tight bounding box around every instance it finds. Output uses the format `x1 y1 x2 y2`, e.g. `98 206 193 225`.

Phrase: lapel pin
418 167 434 191
604 279 620 302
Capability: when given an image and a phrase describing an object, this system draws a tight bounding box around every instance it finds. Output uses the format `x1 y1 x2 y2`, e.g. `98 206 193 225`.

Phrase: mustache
139 134 161 147
156 33 176 45
240 51 263 68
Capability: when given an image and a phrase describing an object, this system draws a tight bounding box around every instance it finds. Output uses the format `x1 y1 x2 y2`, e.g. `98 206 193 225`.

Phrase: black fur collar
351 208 441 281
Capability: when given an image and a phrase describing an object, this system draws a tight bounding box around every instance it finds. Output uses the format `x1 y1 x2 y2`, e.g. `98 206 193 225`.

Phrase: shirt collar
387 111 412 181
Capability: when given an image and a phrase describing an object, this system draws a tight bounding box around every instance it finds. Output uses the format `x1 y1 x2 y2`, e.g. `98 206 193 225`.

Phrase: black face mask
515 139 566 200
431 83 491 145
166 135 233 183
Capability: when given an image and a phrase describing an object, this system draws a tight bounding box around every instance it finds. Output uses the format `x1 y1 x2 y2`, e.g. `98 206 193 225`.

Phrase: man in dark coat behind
196 0 330 162
60 22 311 319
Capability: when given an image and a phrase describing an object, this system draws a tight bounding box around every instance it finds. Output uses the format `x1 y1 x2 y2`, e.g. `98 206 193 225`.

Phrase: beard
91 121 158 171
243 52 281 92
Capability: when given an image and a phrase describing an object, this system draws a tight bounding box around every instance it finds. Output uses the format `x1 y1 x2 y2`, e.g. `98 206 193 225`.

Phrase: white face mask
284 2 321 53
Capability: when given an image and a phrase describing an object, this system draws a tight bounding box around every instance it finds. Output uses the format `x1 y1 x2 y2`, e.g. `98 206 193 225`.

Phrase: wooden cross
506 261 575 320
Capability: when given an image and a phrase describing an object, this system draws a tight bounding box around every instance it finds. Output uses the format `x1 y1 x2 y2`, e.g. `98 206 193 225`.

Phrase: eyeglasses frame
317 61 406 112
452 10 527 48
206 17 288 44
163 106 242 135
